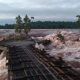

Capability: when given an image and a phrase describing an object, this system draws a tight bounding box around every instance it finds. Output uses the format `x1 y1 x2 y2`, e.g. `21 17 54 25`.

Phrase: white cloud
0 0 80 24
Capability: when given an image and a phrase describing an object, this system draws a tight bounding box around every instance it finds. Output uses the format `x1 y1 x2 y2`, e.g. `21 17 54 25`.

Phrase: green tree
15 15 23 33
76 15 80 27
23 15 31 35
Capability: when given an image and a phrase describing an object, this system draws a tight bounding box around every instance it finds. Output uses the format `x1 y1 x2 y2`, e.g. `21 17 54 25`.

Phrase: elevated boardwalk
6 40 80 80
8 46 58 80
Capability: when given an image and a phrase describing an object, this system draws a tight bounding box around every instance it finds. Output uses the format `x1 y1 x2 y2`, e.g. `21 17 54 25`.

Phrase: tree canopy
0 15 80 29
23 15 31 34
15 15 22 33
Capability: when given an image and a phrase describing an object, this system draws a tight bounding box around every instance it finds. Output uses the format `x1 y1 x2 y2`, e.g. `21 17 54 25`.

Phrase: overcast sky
0 0 80 24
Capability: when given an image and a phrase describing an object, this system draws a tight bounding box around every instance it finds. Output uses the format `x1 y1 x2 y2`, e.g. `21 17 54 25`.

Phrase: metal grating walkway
8 46 58 80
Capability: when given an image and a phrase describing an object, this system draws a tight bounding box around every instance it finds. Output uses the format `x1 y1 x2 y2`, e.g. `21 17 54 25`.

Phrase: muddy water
34 30 80 71
0 29 80 36
0 47 8 80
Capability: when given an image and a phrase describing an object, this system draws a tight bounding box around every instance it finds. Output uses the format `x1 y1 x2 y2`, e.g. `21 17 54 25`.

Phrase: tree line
0 15 80 29
0 21 78 29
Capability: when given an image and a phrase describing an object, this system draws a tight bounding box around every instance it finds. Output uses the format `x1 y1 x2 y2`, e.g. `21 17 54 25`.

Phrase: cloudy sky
0 0 80 24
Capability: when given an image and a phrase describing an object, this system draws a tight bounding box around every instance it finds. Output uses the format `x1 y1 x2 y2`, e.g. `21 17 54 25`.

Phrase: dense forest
0 21 79 29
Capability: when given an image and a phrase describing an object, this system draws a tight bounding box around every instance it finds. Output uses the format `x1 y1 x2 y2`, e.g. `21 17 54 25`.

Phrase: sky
0 0 80 24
